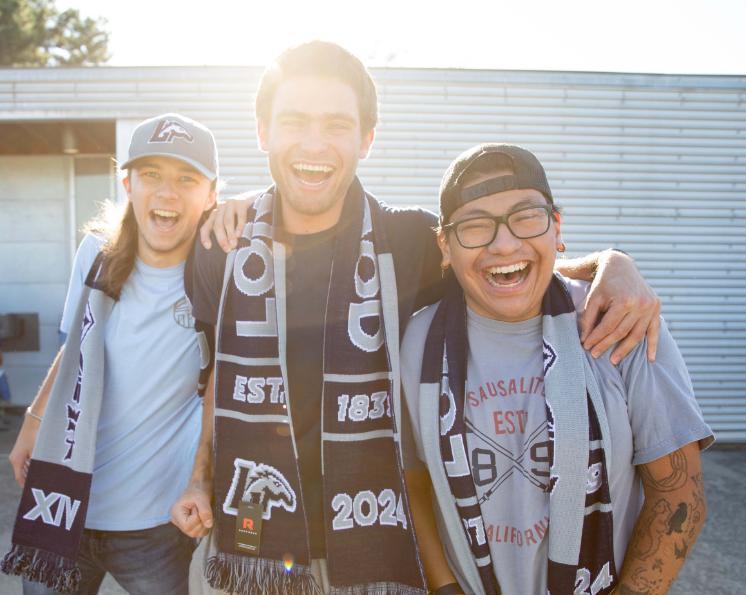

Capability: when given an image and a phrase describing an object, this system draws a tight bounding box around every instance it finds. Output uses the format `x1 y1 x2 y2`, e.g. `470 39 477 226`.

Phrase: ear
552 210 563 251
257 119 269 152
205 189 217 212
358 127 375 160
122 175 132 200
437 229 452 270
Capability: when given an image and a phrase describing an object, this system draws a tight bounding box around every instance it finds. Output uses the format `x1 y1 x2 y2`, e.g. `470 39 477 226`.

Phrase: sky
58 0 746 75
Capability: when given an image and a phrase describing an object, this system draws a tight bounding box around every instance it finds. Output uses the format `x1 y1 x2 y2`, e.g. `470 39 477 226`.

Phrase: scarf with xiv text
3 254 110 592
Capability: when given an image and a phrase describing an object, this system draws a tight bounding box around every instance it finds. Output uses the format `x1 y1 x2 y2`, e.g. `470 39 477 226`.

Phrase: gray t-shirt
60 234 203 530
401 278 713 595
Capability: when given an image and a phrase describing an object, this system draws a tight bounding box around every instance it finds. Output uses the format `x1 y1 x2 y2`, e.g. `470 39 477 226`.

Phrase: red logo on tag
243 518 254 531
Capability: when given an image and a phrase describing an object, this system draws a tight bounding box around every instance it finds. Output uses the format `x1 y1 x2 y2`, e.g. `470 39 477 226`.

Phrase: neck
280 195 345 235
137 236 190 268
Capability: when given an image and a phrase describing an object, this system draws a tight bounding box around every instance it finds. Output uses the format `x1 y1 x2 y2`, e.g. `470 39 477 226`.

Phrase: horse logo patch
223 459 296 520
149 119 194 143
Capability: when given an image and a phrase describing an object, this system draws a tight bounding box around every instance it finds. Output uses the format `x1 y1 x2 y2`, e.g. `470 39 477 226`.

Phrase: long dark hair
83 199 138 300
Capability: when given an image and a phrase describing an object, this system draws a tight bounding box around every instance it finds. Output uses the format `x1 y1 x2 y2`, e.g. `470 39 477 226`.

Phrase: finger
221 202 240 250
232 202 248 244
609 316 648 365
200 210 217 250
174 504 201 535
588 311 636 359
583 300 628 352
197 503 214 529
646 312 661 363
213 207 232 253
579 291 605 344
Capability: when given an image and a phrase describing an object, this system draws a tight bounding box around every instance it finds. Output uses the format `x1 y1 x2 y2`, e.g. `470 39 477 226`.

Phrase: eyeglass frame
442 203 558 249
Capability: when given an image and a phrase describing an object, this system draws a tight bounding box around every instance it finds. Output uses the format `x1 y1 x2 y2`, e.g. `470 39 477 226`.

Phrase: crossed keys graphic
465 417 550 505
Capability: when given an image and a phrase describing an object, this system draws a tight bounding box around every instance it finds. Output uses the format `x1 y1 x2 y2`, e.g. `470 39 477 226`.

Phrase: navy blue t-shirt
187 194 442 557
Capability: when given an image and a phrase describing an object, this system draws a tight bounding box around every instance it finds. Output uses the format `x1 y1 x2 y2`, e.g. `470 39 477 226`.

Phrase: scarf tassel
206 553 322 595
1 543 81 593
329 583 428 595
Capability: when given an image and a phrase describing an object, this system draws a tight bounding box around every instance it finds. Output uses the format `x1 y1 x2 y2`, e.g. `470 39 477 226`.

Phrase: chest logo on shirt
223 459 297 520
173 296 195 329
467 417 553 502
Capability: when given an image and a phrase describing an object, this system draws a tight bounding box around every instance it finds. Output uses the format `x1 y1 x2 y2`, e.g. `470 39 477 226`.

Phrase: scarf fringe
1 543 81 593
205 552 322 595
329 582 428 595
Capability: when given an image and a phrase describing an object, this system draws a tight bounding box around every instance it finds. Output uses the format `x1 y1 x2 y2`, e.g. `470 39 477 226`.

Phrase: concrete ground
0 412 742 594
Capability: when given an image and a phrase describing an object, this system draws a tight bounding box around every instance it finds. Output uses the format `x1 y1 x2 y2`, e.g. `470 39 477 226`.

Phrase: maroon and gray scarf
207 181 426 594
420 274 617 594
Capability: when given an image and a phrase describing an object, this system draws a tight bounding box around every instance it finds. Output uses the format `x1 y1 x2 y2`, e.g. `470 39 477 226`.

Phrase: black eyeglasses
443 204 554 249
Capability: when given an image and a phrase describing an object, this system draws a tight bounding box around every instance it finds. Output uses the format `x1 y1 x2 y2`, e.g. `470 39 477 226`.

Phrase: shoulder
557 274 592 314
74 233 105 274
378 201 438 234
402 303 440 362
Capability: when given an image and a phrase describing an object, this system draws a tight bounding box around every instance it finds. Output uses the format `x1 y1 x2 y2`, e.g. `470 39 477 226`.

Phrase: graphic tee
464 309 550 595
400 279 714 595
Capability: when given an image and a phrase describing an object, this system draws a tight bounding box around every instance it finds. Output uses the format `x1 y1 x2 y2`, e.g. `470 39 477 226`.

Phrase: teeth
486 261 529 275
292 163 333 173
153 209 178 218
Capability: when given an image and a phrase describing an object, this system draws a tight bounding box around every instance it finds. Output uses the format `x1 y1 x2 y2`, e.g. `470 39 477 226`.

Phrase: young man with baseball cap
4 113 218 594
400 143 711 595
172 42 662 594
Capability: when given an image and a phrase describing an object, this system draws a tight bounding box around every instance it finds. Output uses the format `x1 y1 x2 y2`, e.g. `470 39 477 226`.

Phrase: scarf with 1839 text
206 180 426 594
419 274 617 595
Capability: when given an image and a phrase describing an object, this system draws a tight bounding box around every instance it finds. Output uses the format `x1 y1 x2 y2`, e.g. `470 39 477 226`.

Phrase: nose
487 220 522 254
155 177 179 199
300 122 327 153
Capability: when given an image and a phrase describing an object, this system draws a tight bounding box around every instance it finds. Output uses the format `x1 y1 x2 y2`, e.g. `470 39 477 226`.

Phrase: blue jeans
23 523 195 595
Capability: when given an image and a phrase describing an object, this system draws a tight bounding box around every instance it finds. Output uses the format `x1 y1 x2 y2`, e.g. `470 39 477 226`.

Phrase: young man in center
171 41 661 594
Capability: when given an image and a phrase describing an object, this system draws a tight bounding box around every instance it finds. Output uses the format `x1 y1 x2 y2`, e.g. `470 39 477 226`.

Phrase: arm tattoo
638 451 688 492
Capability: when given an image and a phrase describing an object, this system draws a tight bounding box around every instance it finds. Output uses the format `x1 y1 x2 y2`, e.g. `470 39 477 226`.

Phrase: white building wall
1 66 744 441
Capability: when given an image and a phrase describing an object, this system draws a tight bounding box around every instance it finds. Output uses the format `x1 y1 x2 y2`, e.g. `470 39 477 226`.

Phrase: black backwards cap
439 143 553 223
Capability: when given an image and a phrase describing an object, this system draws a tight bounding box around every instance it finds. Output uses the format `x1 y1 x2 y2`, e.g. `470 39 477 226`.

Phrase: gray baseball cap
120 113 218 181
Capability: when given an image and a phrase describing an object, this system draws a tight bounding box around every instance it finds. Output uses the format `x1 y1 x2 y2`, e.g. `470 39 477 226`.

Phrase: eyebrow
276 110 356 123
459 198 547 218
135 161 200 176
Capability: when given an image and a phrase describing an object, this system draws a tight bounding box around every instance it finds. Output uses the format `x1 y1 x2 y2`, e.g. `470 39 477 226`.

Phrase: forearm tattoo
618 451 705 594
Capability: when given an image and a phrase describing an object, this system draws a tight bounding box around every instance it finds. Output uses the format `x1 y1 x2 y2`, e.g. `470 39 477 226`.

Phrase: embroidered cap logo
149 119 195 144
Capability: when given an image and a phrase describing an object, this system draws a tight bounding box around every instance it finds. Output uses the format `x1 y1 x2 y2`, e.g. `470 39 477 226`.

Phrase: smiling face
257 75 375 234
124 156 216 267
439 182 562 322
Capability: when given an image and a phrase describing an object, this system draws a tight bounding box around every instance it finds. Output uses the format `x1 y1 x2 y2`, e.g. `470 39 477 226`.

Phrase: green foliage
0 0 109 66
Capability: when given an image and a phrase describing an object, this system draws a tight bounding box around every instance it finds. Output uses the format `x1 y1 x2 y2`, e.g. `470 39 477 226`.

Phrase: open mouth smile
484 261 531 288
291 162 335 186
150 208 180 230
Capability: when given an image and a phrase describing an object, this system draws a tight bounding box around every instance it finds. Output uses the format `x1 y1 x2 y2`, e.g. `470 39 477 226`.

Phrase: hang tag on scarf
234 498 263 555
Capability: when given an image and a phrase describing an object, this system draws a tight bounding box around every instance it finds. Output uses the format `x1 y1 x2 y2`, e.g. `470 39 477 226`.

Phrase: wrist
594 248 633 278
25 407 43 423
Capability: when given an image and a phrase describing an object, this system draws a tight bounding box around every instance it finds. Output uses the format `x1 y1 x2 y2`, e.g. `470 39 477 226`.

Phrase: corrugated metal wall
1 66 744 441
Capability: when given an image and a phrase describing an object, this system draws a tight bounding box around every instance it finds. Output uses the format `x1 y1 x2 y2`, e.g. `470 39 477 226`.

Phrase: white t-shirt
401 278 714 595
60 234 202 530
